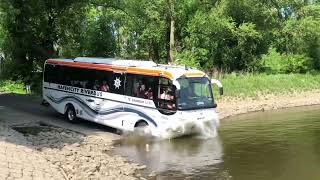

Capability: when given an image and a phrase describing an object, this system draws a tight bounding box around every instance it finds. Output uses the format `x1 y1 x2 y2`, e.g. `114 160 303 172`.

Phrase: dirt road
0 93 144 180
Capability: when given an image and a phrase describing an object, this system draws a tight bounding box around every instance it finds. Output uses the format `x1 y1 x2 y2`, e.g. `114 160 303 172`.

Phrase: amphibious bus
43 57 223 138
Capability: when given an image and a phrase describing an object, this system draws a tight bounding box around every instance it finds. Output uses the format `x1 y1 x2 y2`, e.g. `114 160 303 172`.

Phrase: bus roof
46 57 207 80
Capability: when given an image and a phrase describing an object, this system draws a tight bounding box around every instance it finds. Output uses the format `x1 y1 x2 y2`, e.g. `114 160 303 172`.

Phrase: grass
0 80 26 94
2 73 320 97
215 73 320 98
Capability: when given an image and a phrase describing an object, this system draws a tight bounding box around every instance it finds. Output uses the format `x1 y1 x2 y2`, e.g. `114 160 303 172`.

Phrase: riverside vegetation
0 2 320 179
0 1 319 83
0 0 320 114
0 80 25 94
2 73 320 98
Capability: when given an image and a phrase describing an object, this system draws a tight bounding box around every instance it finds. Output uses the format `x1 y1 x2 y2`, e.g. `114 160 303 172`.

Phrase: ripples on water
114 105 320 180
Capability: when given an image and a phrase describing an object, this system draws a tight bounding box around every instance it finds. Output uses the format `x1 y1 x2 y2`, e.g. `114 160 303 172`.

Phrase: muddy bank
217 90 320 120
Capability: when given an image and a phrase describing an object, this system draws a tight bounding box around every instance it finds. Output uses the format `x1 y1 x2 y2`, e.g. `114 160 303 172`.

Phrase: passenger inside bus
158 87 176 110
160 88 170 100
80 80 89 89
93 80 100 90
136 84 146 98
71 80 81 87
166 90 176 109
144 87 153 99
100 80 109 92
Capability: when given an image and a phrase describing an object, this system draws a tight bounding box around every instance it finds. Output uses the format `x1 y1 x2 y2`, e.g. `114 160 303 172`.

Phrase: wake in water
114 129 224 179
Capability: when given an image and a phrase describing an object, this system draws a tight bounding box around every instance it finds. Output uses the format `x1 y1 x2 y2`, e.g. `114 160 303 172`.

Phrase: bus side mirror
219 87 223 96
213 103 217 108
211 79 223 96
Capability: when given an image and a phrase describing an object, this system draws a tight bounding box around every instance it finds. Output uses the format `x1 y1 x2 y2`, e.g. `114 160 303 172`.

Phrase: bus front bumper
158 113 219 139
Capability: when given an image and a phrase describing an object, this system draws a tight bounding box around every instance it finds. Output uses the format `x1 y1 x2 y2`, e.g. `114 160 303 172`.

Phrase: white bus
43 57 223 139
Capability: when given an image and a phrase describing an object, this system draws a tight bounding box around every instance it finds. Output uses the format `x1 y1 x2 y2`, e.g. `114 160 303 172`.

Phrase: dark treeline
0 0 320 82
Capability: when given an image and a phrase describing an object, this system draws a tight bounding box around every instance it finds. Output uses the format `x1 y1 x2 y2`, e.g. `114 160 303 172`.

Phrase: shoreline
2 90 320 179
217 89 320 120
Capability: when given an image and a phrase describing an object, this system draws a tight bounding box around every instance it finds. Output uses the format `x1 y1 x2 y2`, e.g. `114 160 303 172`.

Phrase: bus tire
65 104 78 123
135 120 148 127
133 121 149 136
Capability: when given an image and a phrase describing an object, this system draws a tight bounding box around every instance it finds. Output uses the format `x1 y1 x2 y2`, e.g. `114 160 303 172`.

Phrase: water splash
195 120 219 139
121 118 220 140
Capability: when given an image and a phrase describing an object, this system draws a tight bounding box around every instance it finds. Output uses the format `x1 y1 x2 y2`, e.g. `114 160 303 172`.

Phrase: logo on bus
57 85 102 97
114 77 122 89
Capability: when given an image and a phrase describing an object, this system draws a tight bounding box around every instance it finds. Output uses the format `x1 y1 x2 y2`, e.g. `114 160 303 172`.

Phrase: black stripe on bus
43 86 177 113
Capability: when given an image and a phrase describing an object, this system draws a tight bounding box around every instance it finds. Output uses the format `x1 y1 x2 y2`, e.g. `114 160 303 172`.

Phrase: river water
114 105 320 180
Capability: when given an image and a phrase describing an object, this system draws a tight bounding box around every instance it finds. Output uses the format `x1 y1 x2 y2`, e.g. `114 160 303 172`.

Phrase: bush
261 48 311 74
0 80 25 94
1 59 43 95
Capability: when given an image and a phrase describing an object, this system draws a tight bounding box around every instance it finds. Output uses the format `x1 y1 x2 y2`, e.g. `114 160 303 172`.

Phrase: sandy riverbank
0 119 144 180
217 89 320 120
0 93 145 180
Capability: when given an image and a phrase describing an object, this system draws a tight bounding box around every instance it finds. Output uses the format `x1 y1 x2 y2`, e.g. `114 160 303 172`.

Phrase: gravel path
0 123 65 180
0 93 145 180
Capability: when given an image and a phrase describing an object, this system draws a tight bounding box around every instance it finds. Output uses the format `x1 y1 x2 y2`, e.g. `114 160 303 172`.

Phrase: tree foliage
0 0 319 81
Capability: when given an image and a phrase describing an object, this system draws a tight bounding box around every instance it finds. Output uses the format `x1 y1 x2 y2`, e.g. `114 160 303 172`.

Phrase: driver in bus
181 85 195 99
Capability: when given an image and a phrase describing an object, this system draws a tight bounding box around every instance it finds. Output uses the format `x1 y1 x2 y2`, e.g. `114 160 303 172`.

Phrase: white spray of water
121 118 219 140
194 120 218 139
158 119 219 140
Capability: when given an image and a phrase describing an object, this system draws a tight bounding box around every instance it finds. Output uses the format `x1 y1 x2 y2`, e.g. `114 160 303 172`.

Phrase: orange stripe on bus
47 59 174 79
183 72 205 77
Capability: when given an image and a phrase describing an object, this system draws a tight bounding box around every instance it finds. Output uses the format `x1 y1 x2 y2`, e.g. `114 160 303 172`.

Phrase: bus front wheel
65 105 78 123
134 121 150 136
135 121 148 127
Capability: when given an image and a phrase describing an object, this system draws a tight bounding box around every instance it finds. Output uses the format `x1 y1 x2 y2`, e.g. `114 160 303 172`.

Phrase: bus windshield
177 77 215 110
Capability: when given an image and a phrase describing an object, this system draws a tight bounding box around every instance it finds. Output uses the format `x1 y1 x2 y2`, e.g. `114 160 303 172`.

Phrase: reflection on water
114 135 227 179
114 105 320 180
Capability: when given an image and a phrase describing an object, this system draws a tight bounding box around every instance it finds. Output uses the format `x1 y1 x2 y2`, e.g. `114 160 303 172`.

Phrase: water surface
114 105 320 180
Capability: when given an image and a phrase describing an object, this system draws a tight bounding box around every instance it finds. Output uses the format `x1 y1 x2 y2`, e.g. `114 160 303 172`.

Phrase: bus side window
44 64 53 83
125 74 134 96
125 73 157 100
156 77 177 114
44 64 60 84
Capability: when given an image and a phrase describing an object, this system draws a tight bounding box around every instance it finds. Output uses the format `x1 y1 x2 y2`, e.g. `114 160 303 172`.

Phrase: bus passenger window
125 73 157 99
156 78 177 114
166 90 176 109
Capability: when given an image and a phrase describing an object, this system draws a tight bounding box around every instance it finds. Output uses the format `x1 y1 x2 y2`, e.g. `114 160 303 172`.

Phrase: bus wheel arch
134 120 149 128
133 120 151 136
65 103 78 123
